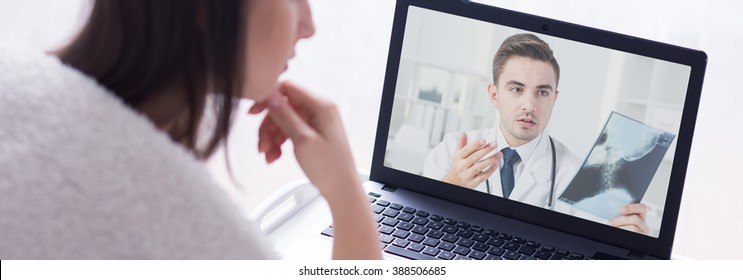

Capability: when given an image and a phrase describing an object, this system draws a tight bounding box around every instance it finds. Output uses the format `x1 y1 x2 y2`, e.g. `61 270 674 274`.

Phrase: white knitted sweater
0 45 275 259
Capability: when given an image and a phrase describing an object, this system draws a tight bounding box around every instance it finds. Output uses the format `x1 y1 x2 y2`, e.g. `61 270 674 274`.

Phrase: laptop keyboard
320 192 588 260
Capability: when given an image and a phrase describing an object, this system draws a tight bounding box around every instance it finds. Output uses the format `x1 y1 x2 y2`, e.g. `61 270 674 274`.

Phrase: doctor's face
489 56 559 147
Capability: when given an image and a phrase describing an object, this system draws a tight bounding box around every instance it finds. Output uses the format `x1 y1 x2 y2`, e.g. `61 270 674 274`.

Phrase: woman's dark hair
58 0 246 160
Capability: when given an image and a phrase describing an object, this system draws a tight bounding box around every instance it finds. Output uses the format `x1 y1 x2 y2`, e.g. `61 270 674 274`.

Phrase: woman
0 0 381 259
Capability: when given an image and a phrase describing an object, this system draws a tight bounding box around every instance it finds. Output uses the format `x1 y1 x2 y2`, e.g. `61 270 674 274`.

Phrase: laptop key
470 225 484 232
412 217 429 226
402 207 416 214
407 242 425 252
472 233 489 242
429 214 444 222
503 242 521 251
520 255 537 260
526 241 541 248
321 227 334 237
397 222 414 231
487 237 505 247
415 210 430 217
513 237 527 244
381 217 399 227
503 250 521 260
541 245 556 252
411 225 429 235
484 254 502 260
389 203 403 210
396 213 414 222
422 237 440 247
379 234 394 244
407 233 425 243
442 225 459 234
438 242 455 251
487 246 505 256
426 221 444 230
456 238 474 248
456 229 474 238
469 251 487 260
423 246 441 257
425 230 444 239
438 251 456 260
485 229 499 236
556 248 570 256
376 200 390 207
382 209 400 218
454 255 470 260
453 246 471 256
392 238 410 248
372 205 385 214
456 222 470 229
569 253 585 260
443 218 457 225
518 245 536 256
534 250 552 260
368 197 377 203
392 229 410 239
472 242 490 252
378 225 395 235
385 245 436 260
441 233 459 243
375 214 384 223
498 233 513 240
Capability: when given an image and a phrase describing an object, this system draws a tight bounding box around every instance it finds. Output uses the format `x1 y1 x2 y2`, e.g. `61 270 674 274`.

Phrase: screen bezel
371 0 707 258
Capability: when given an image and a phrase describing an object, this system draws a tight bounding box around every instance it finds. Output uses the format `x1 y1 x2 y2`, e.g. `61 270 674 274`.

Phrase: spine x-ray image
559 112 675 220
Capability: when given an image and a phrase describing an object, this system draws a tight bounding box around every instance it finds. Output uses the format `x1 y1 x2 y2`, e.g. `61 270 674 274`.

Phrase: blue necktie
500 148 521 199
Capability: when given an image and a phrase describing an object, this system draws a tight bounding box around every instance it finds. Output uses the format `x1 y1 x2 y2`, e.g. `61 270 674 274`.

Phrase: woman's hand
250 81 357 197
249 81 382 259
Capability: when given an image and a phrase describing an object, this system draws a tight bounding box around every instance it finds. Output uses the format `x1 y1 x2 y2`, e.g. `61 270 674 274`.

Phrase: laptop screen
381 5 694 239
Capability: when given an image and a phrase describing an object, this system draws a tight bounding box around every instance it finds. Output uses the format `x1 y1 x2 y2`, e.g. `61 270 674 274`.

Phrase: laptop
279 0 706 260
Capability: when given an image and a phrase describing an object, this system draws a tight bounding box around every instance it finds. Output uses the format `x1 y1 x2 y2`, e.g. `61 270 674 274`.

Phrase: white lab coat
423 124 596 218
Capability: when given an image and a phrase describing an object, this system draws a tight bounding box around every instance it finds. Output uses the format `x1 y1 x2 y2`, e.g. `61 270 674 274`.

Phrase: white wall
2 0 741 259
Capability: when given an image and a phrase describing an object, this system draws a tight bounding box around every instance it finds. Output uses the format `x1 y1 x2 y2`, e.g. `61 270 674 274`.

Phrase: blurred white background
1 0 740 259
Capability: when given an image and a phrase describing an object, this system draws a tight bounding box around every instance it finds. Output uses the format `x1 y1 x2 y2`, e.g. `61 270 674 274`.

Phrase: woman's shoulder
0 44 275 259
0 44 126 114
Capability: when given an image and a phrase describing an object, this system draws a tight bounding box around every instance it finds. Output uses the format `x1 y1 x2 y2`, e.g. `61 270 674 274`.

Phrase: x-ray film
558 112 675 220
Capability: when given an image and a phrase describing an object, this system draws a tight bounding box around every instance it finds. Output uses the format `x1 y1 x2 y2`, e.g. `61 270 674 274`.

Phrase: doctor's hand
442 133 503 189
609 203 650 235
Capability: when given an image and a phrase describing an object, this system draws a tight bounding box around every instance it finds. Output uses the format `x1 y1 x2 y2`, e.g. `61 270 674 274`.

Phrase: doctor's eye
509 87 523 94
537 90 550 97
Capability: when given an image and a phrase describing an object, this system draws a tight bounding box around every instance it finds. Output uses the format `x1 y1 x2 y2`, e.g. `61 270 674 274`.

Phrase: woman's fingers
266 93 317 142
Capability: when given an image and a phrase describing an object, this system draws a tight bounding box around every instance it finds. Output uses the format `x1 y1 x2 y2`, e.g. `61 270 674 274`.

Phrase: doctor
423 34 649 234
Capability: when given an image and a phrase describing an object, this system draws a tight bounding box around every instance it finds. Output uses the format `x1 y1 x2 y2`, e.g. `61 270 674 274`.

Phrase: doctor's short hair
492 33 560 87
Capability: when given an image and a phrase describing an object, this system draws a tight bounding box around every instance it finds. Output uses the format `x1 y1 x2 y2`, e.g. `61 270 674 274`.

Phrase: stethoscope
485 136 557 209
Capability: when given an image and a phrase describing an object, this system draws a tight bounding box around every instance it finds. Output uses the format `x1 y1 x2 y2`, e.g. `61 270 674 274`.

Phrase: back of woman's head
58 0 246 160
